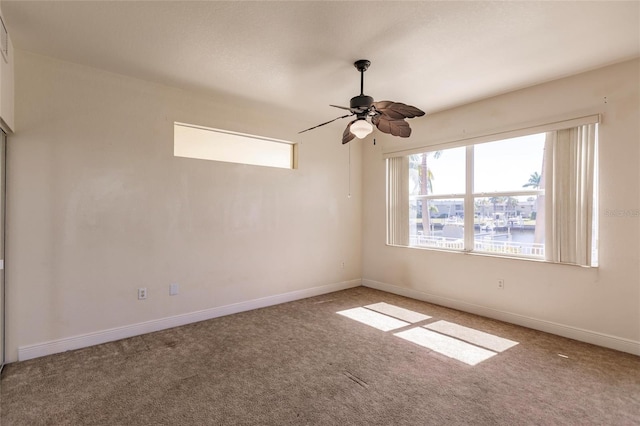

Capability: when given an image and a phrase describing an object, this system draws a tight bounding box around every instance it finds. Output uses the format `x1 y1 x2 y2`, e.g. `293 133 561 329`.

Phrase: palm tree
420 151 441 234
506 196 519 218
409 152 440 192
522 171 541 189
488 196 506 216
475 198 489 219
409 151 441 234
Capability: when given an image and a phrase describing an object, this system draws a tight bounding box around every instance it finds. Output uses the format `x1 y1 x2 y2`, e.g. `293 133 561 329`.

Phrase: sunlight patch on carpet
337 307 410 331
424 320 519 352
337 303 518 366
394 328 497 365
364 302 431 323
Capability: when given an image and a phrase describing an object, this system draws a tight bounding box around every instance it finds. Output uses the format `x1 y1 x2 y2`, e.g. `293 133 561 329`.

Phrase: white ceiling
2 1 639 125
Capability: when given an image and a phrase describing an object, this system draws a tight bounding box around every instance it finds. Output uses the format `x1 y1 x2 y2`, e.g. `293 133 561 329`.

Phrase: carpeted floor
2 287 639 425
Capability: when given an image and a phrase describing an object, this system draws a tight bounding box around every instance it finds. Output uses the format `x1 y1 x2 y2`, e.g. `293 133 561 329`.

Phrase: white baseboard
18 279 362 361
362 278 640 356
18 277 639 361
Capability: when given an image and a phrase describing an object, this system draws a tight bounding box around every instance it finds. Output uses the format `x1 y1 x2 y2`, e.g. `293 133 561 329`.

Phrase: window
174 122 297 169
387 117 599 267
473 135 546 257
408 147 466 250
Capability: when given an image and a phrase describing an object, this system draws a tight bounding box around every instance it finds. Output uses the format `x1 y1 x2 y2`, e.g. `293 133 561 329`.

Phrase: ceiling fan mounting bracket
354 59 371 73
350 94 374 110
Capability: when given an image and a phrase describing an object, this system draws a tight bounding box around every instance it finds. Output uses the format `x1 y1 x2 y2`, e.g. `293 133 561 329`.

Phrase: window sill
386 243 598 269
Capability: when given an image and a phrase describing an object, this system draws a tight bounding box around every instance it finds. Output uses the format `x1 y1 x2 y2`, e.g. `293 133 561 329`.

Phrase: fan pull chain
348 142 351 199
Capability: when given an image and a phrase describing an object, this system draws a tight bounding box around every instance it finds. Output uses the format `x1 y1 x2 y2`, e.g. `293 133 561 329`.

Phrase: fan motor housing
350 95 374 111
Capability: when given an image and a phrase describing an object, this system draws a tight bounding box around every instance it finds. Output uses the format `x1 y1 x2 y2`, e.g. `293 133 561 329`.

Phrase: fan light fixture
350 119 373 139
298 59 425 144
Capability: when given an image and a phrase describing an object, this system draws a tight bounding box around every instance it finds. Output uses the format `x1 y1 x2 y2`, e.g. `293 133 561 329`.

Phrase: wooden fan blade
374 115 392 134
330 105 351 111
298 113 353 134
342 120 357 144
373 101 425 120
373 100 394 110
375 115 412 138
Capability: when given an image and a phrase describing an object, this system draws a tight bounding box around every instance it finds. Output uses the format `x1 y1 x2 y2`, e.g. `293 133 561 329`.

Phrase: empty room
0 1 639 424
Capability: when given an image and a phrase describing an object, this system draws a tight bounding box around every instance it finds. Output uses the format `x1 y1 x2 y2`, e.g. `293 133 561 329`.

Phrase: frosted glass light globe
350 119 373 139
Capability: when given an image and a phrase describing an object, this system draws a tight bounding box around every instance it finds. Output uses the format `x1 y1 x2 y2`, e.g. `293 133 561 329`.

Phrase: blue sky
415 133 545 195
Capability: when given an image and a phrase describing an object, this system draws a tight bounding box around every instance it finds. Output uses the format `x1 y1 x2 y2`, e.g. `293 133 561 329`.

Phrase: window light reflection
424 320 518 353
395 328 497 366
337 307 410 331
336 302 520 366
364 302 431 323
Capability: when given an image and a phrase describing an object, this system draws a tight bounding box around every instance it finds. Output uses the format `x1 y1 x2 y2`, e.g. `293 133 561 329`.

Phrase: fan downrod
354 59 371 72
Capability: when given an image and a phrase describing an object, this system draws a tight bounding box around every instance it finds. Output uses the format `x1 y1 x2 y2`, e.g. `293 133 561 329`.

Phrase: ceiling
2 1 639 125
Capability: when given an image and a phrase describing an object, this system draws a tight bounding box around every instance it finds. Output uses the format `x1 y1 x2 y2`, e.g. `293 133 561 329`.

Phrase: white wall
362 59 640 355
5 51 362 362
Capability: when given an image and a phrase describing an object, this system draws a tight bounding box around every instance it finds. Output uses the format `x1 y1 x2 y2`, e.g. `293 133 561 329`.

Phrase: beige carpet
2 287 639 425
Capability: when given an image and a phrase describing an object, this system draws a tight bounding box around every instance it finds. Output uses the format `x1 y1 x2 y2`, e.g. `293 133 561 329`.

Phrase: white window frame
174 122 297 170
386 115 600 267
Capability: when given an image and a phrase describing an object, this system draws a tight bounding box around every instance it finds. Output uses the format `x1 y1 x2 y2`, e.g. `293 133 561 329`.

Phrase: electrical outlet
170 283 179 296
138 287 147 300
341 261 345 269
497 279 505 290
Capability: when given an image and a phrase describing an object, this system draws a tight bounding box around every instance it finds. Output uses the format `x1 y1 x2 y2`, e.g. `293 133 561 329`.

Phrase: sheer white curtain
546 124 597 265
387 157 409 246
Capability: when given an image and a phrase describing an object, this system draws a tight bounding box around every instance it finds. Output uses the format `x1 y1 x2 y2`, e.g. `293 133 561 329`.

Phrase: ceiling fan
299 59 425 144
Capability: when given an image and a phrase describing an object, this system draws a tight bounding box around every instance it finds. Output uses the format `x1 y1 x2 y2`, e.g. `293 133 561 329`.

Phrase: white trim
362 278 640 356
174 122 294 146
383 113 601 158
19 277 637 361
18 279 361 361
463 145 474 251
174 122 296 170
